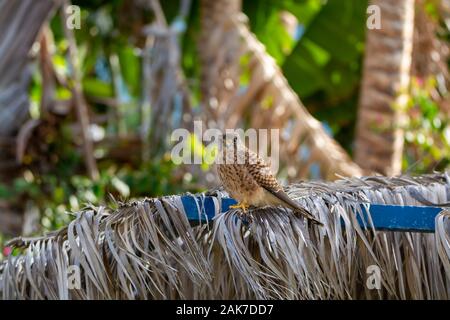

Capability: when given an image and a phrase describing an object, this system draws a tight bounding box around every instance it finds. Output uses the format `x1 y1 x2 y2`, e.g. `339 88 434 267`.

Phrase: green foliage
283 0 367 97
282 0 368 151
0 158 192 233
403 77 450 173
0 0 204 236
244 1 297 64
1 0 449 242
242 0 370 152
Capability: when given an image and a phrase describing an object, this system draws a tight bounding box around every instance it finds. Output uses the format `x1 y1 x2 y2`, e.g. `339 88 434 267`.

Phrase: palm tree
354 0 415 175
0 0 55 235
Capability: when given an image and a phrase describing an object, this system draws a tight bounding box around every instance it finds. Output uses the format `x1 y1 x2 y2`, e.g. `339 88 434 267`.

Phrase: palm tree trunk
354 0 415 175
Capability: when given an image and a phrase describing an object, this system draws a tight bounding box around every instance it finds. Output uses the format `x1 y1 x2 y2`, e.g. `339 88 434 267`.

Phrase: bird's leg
229 202 250 212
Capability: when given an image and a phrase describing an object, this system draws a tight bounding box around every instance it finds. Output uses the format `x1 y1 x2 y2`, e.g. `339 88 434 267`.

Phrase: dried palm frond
140 0 193 160
1 173 449 300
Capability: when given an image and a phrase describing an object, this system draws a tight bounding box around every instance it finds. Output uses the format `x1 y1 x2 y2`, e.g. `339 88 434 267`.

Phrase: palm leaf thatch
1 173 449 300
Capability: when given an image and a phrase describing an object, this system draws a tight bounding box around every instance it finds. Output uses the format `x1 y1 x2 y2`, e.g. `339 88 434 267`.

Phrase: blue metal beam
180 196 443 233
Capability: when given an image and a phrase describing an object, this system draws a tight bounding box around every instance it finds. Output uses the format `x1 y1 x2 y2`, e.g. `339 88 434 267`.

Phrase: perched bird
216 133 323 225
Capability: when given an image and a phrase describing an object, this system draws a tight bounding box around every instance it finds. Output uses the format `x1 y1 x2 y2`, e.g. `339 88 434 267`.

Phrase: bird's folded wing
245 149 323 225
245 149 283 192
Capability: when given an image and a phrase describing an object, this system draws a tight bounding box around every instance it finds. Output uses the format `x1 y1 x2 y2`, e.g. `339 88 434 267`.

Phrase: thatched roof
1 173 449 299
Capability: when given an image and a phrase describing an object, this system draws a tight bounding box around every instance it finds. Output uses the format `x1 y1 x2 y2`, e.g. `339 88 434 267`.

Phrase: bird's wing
245 149 323 225
245 149 283 192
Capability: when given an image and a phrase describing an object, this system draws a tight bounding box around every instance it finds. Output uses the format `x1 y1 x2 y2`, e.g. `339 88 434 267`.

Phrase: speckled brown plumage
216 133 322 225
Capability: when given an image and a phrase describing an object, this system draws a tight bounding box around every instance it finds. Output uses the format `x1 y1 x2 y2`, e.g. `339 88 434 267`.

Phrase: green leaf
82 78 113 98
111 177 130 198
283 0 368 99
118 46 140 96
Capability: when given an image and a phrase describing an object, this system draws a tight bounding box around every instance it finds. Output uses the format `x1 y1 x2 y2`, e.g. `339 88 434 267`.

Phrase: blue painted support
356 204 442 233
180 195 444 233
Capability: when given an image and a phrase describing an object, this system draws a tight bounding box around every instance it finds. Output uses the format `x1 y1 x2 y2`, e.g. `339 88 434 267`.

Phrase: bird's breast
217 163 260 202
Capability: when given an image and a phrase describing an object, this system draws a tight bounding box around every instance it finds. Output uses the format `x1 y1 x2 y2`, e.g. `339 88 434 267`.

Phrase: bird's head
219 132 241 151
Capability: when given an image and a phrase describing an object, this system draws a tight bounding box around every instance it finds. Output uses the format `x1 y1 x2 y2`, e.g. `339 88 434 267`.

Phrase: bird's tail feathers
294 207 324 226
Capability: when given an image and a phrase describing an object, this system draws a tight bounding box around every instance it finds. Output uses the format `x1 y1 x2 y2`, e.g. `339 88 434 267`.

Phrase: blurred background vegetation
0 0 449 257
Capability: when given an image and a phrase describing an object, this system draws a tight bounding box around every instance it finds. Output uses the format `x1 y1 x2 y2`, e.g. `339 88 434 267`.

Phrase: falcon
216 133 323 225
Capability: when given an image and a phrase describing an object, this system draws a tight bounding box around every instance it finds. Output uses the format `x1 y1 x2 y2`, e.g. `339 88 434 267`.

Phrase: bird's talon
229 203 249 212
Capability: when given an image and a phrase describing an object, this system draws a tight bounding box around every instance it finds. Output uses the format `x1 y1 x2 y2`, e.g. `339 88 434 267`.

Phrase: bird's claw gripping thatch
229 202 250 212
